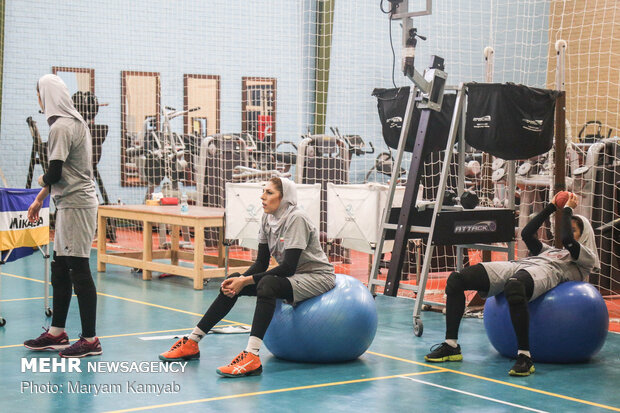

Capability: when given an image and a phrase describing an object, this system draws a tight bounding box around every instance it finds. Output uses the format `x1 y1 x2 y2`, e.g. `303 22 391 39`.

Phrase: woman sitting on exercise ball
425 192 599 376
160 177 336 377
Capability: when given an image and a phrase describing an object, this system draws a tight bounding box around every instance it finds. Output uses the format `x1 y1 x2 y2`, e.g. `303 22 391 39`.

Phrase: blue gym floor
1 250 619 412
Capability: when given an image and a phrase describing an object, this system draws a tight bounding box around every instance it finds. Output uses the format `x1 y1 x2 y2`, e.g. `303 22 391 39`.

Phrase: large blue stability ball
484 281 609 363
264 273 378 363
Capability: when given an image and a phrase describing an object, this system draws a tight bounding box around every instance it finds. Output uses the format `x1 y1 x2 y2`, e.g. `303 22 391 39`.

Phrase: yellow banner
0 226 49 250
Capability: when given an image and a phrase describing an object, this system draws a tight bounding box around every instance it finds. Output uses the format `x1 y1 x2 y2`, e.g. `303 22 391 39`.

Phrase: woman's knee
69 266 96 296
51 259 71 288
445 271 465 295
256 275 280 298
504 278 527 305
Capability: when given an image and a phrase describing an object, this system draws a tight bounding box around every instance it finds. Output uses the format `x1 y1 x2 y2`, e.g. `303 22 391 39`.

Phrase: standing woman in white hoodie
23 74 101 358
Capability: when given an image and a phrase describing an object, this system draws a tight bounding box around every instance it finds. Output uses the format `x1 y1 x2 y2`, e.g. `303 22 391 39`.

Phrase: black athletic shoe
424 342 463 362
509 353 535 376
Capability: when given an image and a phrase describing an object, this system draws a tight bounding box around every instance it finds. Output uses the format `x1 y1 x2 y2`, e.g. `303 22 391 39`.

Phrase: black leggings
445 264 534 350
51 252 97 337
197 274 294 340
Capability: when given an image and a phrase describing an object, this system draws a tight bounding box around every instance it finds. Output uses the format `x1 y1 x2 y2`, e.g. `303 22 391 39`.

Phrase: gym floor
1 251 619 412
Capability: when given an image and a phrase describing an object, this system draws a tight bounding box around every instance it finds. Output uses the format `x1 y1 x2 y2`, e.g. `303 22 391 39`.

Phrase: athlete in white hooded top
425 192 599 376
23 74 101 358
159 177 336 377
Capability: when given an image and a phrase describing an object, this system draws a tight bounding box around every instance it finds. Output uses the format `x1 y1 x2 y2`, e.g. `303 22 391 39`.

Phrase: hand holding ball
554 191 570 208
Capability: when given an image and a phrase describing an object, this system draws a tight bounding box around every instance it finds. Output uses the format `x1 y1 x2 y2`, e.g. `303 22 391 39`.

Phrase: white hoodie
38 74 86 125
38 74 97 209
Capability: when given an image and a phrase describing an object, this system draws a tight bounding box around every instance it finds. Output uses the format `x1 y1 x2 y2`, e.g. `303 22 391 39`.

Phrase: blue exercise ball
484 281 609 363
264 274 378 363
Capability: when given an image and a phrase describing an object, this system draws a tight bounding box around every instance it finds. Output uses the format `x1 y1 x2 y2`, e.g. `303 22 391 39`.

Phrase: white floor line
399 376 548 413
138 334 189 341
139 325 251 340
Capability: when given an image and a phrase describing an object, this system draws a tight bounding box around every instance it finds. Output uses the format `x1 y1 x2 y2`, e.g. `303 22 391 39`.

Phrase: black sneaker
59 337 103 358
24 328 70 351
509 353 535 376
424 342 463 362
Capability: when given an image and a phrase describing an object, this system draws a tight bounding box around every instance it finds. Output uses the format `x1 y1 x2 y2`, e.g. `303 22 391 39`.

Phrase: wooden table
97 205 253 289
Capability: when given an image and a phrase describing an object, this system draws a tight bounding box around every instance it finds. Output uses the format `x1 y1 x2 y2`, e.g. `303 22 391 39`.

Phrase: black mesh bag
372 87 456 156
464 83 560 160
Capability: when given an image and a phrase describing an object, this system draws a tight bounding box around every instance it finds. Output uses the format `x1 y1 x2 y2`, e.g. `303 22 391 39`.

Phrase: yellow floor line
95 292 203 317
105 370 446 413
1 271 45 283
367 350 620 412
0 296 48 302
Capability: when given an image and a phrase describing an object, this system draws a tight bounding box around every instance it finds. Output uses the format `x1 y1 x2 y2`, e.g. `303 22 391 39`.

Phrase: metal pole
553 92 566 248
553 40 567 248
44 244 50 315
481 46 495 260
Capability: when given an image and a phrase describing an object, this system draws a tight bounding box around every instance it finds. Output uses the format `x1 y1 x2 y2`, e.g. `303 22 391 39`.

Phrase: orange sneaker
159 337 200 362
216 351 262 377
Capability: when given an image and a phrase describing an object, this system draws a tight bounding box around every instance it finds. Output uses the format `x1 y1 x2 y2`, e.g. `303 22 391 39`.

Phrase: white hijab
574 214 601 271
267 178 298 232
37 74 86 126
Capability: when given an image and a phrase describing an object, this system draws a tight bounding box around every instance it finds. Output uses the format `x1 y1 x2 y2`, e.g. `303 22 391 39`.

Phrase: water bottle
180 192 189 214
